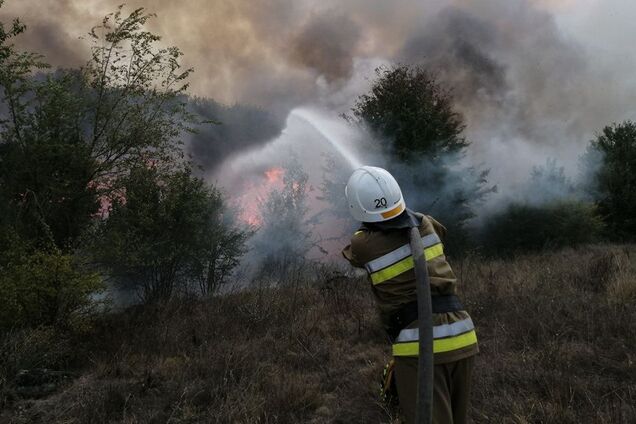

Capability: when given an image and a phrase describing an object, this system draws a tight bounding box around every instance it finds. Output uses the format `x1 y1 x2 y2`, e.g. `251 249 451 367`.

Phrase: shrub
584 121 636 240
481 200 605 254
0 6 194 252
0 246 102 330
93 165 249 302
349 65 495 252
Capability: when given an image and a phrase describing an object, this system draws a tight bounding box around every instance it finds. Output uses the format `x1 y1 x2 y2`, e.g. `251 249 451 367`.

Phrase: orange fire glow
237 167 285 226
264 167 284 184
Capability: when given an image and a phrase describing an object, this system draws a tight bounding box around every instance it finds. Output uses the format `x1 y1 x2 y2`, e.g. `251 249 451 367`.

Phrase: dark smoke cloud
16 20 84 67
387 0 636 196
1 0 87 69
290 10 362 81
4 0 636 198
186 98 284 173
400 7 508 104
397 2 588 140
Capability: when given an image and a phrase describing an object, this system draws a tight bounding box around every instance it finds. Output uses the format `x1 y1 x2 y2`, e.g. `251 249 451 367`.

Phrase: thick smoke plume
5 0 636 259
185 98 284 173
290 10 362 82
5 0 635 172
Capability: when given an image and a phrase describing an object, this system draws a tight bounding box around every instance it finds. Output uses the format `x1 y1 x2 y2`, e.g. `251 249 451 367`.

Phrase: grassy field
2 245 635 423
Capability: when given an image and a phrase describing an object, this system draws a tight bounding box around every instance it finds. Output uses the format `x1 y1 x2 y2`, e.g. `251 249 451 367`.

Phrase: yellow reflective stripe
365 233 441 273
370 243 444 285
392 330 478 356
424 244 444 261
381 203 405 219
354 230 364 236
371 254 414 284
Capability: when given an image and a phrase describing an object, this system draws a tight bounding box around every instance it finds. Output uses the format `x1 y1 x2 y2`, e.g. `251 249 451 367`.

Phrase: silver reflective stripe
365 233 441 273
395 318 475 342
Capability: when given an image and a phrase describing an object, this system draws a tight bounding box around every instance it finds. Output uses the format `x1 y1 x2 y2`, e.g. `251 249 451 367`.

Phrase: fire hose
409 225 433 424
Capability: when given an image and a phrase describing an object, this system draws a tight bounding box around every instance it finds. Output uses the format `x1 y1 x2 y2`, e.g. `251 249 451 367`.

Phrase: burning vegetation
2 2 636 423
237 167 286 227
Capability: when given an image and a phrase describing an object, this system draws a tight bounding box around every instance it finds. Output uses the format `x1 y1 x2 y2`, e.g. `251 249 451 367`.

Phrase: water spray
291 108 363 170
295 107 434 422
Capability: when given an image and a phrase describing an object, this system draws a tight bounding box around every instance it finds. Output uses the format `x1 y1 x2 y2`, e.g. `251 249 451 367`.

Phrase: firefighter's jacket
342 212 478 364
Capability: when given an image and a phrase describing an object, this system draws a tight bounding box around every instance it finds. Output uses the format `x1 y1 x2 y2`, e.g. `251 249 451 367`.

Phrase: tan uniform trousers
394 356 475 424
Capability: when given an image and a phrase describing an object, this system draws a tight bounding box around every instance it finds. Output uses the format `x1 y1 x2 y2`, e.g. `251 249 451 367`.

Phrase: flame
243 211 262 227
265 167 284 184
237 167 286 226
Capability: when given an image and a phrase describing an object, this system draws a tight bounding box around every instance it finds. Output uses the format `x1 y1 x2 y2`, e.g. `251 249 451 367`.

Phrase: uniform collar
362 208 422 231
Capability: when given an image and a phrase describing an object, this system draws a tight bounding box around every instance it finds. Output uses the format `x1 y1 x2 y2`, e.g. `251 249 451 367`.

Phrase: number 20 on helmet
345 166 406 223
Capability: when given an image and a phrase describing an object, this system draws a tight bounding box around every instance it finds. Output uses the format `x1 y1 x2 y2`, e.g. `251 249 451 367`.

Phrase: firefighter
342 166 478 424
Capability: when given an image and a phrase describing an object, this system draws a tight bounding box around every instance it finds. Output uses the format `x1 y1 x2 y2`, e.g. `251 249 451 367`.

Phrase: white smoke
6 0 636 258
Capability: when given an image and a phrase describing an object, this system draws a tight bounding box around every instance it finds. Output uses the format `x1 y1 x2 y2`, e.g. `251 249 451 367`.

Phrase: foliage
0 4 101 331
0 0 49 138
0 5 193 251
0 4 203 328
481 200 605 254
254 157 316 273
316 154 355 222
0 240 102 331
351 65 467 162
82 6 193 183
349 65 495 251
93 165 248 302
585 121 636 240
0 72 101 248
526 158 576 205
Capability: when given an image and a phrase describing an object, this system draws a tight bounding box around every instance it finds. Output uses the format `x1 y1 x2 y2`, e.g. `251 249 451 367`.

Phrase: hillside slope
2 245 635 423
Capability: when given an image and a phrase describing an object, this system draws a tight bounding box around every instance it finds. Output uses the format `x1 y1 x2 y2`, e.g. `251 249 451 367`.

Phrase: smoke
0 0 89 68
5 0 636 259
400 7 508 104
5 0 634 161
392 0 636 199
289 10 362 82
185 98 285 173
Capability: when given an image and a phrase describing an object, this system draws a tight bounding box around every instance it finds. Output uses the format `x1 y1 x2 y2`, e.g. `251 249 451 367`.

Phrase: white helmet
345 166 406 223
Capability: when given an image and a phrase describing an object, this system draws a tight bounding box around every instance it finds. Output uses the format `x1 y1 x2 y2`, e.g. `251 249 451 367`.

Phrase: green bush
93 166 249 302
0 246 102 330
348 65 495 253
584 121 636 240
481 200 605 254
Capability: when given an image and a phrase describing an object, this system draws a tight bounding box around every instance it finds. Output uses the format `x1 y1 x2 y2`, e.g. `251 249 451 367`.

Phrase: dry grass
1 245 635 423
460 244 636 423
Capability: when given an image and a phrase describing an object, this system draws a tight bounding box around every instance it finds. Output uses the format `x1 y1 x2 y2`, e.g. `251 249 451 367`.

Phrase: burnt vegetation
2 4 636 424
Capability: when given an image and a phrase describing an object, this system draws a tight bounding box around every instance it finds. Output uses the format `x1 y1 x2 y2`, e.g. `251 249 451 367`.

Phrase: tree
0 4 197 326
585 121 636 240
352 66 467 162
481 200 604 255
0 5 193 251
93 165 248 302
253 157 316 276
0 0 49 138
350 65 494 250
527 158 576 205
81 6 193 184
0 72 101 248
0 2 103 330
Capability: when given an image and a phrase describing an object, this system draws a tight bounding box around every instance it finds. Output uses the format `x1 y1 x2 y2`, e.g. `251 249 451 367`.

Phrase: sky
3 0 636 209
